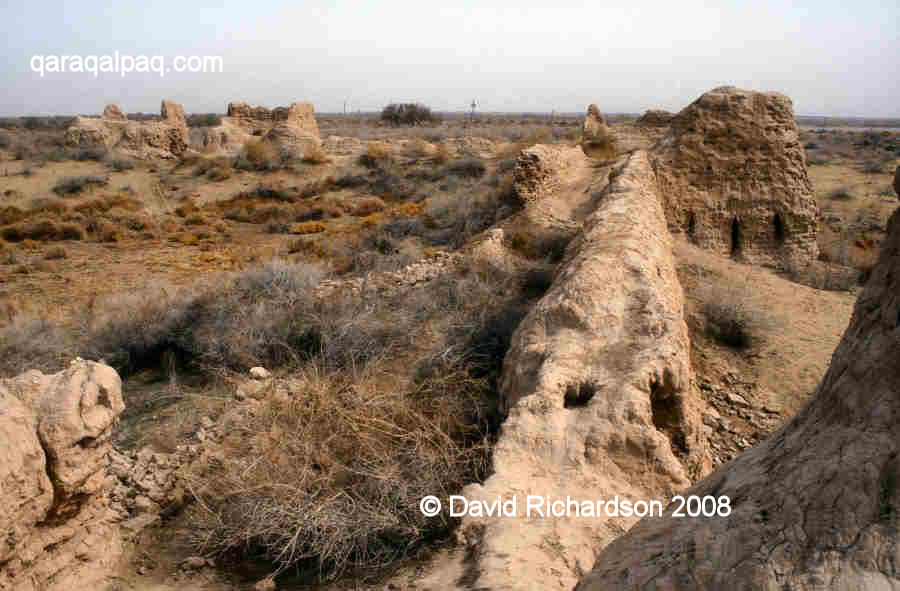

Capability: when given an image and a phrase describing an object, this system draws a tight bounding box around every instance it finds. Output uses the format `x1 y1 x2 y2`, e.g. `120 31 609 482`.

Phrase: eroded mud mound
1 360 125 591
576 207 900 590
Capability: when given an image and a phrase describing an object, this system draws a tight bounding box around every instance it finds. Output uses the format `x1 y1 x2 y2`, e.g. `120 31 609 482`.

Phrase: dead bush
52 175 109 196
406 137 430 158
177 267 529 578
301 143 330 165
434 142 450 164
826 187 854 201
1 220 83 242
290 221 326 235
332 173 368 189
504 229 571 263
350 196 386 217
442 158 486 179
581 126 618 160
44 245 67 259
699 283 772 349
358 142 393 168
237 140 279 171
107 155 136 172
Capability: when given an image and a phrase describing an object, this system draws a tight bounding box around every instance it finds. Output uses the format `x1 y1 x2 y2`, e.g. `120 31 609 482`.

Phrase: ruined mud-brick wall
65 99 189 159
576 205 900 591
202 101 320 156
446 151 710 591
651 86 819 267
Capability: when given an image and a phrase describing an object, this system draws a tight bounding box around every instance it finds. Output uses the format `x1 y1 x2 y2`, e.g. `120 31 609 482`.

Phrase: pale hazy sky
2 0 898 117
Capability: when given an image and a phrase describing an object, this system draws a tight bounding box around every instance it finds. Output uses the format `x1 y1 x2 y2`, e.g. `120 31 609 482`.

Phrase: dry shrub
581 126 618 160
827 187 854 201
74 195 142 215
293 200 343 223
301 143 330 165
350 196 386 217
697 282 774 349
290 221 326 235
52 175 109 196
0 206 26 226
175 202 199 218
58 223 84 240
406 137 430 159
504 229 571 263
184 215 207 226
287 237 328 258
1 220 83 242
240 140 279 171
107 155 136 172
442 158 486 179
359 142 393 168
44 245 67 259
434 142 450 164
168 266 528 578
185 362 484 578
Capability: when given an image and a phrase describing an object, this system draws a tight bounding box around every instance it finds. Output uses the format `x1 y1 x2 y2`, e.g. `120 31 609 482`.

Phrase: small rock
133 495 157 514
182 556 207 570
254 577 277 591
250 366 271 380
727 392 749 407
200 416 215 429
120 513 159 536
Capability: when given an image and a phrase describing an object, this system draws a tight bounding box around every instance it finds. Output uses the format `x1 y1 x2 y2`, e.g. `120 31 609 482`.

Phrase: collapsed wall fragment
65 99 189 159
198 100 321 158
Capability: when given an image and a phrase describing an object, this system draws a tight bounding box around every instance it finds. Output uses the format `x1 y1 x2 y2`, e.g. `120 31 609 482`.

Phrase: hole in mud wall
650 381 687 455
773 213 785 244
730 217 742 257
686 211 697 242
564 382 597 408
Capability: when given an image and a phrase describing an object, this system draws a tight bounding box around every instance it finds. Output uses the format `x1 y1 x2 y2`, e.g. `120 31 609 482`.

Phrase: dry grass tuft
52 175 109 196
581 126 619 160
433 142 450 164
698 282 775 349
350 196 387 217
44 245 67 259
301 143 331 165
290 221 327 235
238 140 279 171
359 142 393 168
